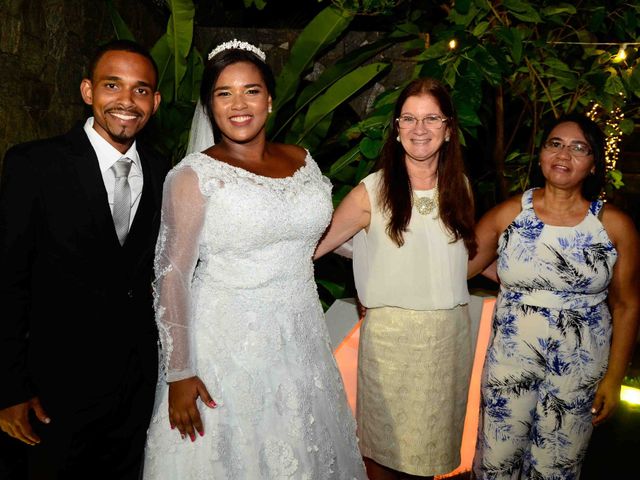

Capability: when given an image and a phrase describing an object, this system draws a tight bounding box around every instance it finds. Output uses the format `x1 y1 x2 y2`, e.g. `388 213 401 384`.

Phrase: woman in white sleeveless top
316 78 476 479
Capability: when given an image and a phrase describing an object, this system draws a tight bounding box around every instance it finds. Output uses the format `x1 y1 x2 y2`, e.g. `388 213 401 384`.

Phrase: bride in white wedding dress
142 40 367 479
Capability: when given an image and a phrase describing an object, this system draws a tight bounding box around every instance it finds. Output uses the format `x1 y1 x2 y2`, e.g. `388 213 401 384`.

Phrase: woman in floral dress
469 113 640 479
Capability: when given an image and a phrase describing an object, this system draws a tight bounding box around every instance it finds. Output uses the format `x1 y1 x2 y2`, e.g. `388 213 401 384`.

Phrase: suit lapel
66 124 166 268
128 145 161 239
124 144 164 274
66 124 121 248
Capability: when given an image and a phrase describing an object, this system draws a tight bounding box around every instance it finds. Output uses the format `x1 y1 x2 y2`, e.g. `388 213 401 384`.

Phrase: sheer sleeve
153 166 207 382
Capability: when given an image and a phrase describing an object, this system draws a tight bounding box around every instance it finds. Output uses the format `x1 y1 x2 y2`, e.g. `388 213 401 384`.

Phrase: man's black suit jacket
0 123 170 416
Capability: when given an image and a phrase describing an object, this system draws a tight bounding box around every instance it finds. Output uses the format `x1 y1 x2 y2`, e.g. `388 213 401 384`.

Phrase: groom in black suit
0 40 169 479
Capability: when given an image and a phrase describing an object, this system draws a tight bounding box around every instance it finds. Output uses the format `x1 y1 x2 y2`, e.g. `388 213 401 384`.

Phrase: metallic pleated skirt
356 305 473 476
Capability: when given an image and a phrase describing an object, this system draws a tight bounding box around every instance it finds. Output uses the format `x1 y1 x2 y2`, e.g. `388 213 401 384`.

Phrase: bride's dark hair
200 47 276 142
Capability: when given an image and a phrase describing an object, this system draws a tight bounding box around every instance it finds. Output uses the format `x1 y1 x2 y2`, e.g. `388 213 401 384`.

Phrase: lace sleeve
154 166 207 382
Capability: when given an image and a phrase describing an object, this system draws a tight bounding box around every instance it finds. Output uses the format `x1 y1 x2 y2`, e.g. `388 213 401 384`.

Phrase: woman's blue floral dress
473 189 618 480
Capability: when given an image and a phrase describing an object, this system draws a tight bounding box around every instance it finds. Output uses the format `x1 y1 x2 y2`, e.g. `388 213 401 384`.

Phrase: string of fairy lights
556 42 636 198
444 36 636 195
586 104 624 174
548 42 634 196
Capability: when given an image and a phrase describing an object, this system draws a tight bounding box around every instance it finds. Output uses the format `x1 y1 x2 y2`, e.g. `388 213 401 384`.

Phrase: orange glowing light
334 297 497 477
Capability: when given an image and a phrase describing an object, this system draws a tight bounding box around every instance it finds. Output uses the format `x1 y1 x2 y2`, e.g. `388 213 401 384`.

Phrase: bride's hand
168 376 216 441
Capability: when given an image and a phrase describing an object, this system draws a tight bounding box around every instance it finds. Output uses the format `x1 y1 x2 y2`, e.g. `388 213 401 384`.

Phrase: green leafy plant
243 0 267 10
106 0 203 164
330 1 640 205
429 0 640 199
623 375 640 389
266 3 406 153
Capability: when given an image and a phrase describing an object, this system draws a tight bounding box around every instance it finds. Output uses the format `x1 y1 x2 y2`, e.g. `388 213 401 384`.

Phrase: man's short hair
88 39 159 89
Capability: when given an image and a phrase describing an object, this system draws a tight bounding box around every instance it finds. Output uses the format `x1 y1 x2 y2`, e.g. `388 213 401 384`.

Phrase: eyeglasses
396 114 448 130
542 140 592 157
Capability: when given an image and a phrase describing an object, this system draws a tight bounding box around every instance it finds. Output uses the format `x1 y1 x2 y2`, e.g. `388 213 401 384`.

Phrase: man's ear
80 79 93 106
152 91 161 115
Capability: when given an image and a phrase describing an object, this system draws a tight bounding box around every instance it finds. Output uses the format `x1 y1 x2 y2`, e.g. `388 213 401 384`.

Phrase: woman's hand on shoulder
168 376 217 441
467 194 522 278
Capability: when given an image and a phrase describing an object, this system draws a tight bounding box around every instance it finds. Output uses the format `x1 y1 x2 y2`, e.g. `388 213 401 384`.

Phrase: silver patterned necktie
111 158 132 245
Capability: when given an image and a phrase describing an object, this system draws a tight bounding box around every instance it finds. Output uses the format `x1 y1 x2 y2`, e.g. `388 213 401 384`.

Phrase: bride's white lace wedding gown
143 152 366 479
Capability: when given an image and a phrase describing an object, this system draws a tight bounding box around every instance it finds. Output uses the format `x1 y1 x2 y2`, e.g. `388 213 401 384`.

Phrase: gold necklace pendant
414 193 438 215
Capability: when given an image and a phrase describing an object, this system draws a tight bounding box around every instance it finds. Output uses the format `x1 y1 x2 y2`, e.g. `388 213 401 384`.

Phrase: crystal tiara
207 39 266 62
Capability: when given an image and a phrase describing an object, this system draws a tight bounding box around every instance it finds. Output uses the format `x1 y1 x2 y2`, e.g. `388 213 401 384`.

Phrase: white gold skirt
356 304 473 476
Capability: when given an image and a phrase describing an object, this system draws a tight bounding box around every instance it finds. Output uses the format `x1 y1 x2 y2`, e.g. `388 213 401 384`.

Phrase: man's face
80 50 161 153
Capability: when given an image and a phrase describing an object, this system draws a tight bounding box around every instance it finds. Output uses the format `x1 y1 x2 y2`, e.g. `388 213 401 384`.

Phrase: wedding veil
186 99 215 154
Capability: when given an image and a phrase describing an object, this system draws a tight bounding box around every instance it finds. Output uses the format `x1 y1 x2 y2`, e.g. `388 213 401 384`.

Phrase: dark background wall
0 0 165 159
0 1 408 160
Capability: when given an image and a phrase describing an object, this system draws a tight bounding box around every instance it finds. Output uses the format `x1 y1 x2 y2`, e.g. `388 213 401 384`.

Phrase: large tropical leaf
327 145 361 178
294 35 409 110
177 47 204 103
151 35 175 102
294 62 390 144
316 279 346 300
503 0 542 23
287 113 334 151
165 0 195 97
271 6 354 115
105 0 135 41
338 90 399 150
270 34 408 139
541 4 577 16
341 106 394 143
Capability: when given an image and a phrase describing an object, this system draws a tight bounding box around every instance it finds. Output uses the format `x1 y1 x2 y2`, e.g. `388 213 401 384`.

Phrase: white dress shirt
83 117 143 227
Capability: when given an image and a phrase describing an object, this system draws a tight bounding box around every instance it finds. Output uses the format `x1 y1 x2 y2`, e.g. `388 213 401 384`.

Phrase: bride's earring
268 105 273 114
396 135 400 142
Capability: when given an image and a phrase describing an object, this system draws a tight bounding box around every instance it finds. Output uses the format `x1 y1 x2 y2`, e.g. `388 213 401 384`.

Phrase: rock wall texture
0 0 164 160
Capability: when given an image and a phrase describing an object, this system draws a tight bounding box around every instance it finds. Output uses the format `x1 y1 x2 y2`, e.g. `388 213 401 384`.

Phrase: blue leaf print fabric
473 189 617 480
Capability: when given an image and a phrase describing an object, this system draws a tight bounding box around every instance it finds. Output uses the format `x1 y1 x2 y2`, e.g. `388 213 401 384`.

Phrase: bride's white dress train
143 152 366 479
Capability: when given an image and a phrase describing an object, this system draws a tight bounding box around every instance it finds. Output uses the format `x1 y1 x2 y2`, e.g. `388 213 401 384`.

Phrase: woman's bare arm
315 183 371 259
592 206 640 425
